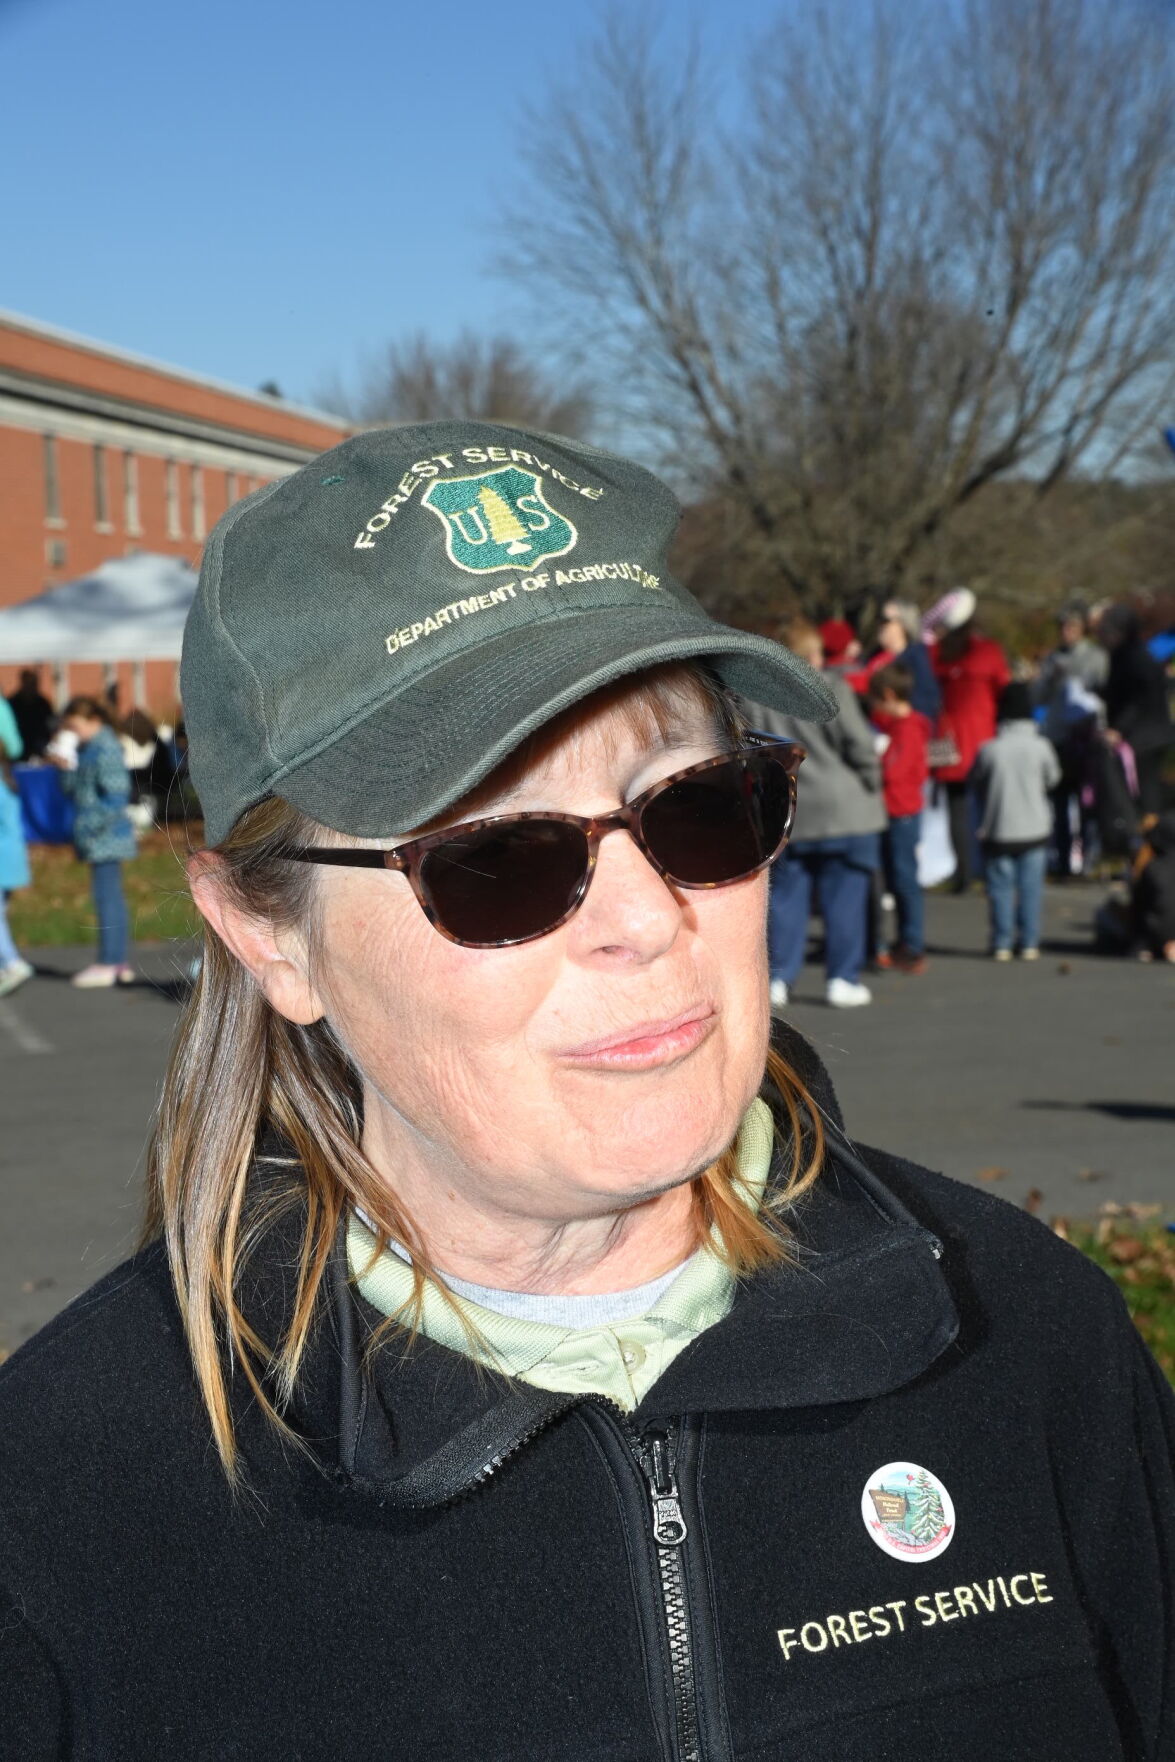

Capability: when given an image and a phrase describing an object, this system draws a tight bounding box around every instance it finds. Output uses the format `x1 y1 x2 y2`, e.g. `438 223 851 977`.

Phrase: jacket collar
635 1132 952 1421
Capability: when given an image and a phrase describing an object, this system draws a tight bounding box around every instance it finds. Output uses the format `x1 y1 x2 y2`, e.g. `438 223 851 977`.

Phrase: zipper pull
643 1428 688 1547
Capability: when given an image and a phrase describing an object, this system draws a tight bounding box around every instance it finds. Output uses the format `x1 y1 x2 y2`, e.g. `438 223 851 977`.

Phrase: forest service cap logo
861 1462 955 1562
422 466 578 576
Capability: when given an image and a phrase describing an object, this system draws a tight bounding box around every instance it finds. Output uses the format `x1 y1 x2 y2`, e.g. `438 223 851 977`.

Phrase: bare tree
328 332 592 438
503 0 1175 616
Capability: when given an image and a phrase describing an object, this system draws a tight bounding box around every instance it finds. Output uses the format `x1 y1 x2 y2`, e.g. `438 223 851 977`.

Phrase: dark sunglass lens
418 820 590 945
641 752 791 884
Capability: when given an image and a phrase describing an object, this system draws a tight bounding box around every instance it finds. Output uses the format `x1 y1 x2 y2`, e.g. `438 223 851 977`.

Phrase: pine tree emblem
478 484 532 555
907 1468 946 1544
422 465 578 575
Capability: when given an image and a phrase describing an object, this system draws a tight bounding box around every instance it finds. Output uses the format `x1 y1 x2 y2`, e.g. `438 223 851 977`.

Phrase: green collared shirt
348 1097 774 1409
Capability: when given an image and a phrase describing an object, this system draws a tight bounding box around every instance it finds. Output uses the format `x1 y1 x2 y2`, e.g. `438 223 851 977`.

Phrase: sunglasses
284 735 804 949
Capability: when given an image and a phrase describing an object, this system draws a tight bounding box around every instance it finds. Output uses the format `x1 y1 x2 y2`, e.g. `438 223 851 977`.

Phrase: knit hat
922 588 976 640
997 682 1034 722
819 619 856 665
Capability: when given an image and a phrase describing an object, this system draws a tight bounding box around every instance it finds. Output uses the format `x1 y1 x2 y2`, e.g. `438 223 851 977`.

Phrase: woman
752 621 885 1009
925 589 1011 891
49 696 136 988
1 424 1171 1761
850 599 942 723
0 689 33 997
118 705 166 830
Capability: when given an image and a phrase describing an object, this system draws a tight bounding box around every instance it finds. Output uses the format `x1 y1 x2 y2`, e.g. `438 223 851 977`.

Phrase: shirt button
619 1340 646 1370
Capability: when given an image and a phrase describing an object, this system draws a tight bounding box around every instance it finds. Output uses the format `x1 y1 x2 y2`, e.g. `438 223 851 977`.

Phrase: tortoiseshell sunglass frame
283 733 806 948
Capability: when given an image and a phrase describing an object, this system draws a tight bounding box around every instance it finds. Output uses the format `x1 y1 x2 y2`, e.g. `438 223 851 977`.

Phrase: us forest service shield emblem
861 1461 955 1562
422 466 578 575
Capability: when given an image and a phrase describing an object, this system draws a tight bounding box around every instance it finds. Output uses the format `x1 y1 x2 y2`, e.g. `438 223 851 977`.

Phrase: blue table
13 764 74 844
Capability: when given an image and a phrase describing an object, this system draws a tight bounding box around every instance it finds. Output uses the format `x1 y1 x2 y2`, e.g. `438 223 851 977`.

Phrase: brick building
0 310 349 713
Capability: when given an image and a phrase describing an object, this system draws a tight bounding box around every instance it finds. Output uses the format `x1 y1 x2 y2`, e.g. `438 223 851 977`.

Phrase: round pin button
619 1340 646 1370
861 1461 955 1562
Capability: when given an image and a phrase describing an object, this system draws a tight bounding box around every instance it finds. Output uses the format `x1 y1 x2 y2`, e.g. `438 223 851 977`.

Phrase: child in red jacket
867 663 931 971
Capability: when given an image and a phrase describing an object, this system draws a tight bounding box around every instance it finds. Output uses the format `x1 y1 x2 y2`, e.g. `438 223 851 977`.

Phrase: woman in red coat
927 590 1011 890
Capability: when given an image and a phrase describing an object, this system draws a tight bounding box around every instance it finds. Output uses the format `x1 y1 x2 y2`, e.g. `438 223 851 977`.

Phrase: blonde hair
144 665 824 1479
782 620 823 664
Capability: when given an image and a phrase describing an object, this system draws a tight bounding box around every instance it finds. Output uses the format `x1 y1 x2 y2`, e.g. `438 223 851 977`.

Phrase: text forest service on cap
353 443 606 552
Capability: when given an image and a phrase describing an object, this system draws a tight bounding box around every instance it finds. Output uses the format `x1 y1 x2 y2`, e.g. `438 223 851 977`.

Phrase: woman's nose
568 825 685 960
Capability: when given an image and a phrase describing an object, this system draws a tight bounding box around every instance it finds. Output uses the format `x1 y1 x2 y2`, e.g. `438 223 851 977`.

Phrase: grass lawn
7 831 200 946
1070 1215 1175 1385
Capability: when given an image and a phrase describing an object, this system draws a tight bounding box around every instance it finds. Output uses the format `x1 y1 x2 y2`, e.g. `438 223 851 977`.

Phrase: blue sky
0 0 784 409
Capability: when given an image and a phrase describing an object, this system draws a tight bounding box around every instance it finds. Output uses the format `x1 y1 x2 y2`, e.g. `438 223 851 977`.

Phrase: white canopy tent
0 553 198 664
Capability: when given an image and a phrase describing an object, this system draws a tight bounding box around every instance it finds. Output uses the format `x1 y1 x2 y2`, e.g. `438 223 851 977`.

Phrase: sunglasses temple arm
288 848 403 870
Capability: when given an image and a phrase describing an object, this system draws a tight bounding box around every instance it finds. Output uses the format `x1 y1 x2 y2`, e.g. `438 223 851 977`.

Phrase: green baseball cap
182 421 834 846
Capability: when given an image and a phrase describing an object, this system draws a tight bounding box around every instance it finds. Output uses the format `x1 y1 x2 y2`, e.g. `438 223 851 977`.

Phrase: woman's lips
560 1007 716 1070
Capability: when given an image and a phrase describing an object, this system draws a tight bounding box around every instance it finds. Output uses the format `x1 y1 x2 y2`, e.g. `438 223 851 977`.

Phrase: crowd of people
0 592 1171 1012
746 590 1175 1008
0 672 193 998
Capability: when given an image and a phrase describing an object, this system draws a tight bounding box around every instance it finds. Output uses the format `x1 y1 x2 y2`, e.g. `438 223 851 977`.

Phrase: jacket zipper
630 1420 704 1762
348 1349 725 1762
463 1406 718 1761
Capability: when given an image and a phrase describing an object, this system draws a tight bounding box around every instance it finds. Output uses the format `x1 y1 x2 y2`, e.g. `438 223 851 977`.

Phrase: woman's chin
564 1113 738 1207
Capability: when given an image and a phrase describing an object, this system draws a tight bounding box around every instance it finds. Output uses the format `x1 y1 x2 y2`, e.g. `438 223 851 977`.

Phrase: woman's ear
187 853 325 1026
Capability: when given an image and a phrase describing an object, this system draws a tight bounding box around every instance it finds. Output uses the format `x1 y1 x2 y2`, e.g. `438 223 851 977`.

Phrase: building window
123 451 140 534
43 434 62 522
225 470 238 506
93 444 110 527
190 465 205 540
45 537 67 569
166 459 182 538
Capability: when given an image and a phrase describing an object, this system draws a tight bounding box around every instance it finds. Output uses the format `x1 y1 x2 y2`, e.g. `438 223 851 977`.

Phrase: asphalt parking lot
1 886 1171 1356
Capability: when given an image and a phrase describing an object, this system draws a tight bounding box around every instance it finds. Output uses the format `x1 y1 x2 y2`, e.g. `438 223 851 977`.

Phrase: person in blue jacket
49 696 136 988
0 692 33 996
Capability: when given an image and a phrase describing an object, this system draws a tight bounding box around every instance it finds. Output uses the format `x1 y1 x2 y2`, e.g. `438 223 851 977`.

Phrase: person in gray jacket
746 623 885 1008
1034 602 1109 741
972 683 1062 960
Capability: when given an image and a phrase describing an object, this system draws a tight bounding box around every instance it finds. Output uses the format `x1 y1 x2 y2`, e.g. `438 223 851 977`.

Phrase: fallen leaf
1109 1237 1146 1264
1049 1216 1071 1240
1024 1188 1044 1214
976 1166 1009 1183
1098 1201 1125 1216
1126 1203 1162 1220
1078 1168 1107 1182
1056 962 1072 975
21 1276 55 1293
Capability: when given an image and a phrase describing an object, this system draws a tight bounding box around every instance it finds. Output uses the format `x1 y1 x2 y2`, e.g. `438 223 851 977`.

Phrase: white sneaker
826 977 872 1008
769 978 789 1011
0 959 34 998
70 964 120 989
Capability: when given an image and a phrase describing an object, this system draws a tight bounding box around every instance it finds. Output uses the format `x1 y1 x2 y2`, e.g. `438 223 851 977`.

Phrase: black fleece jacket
1 1027 1173 1761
